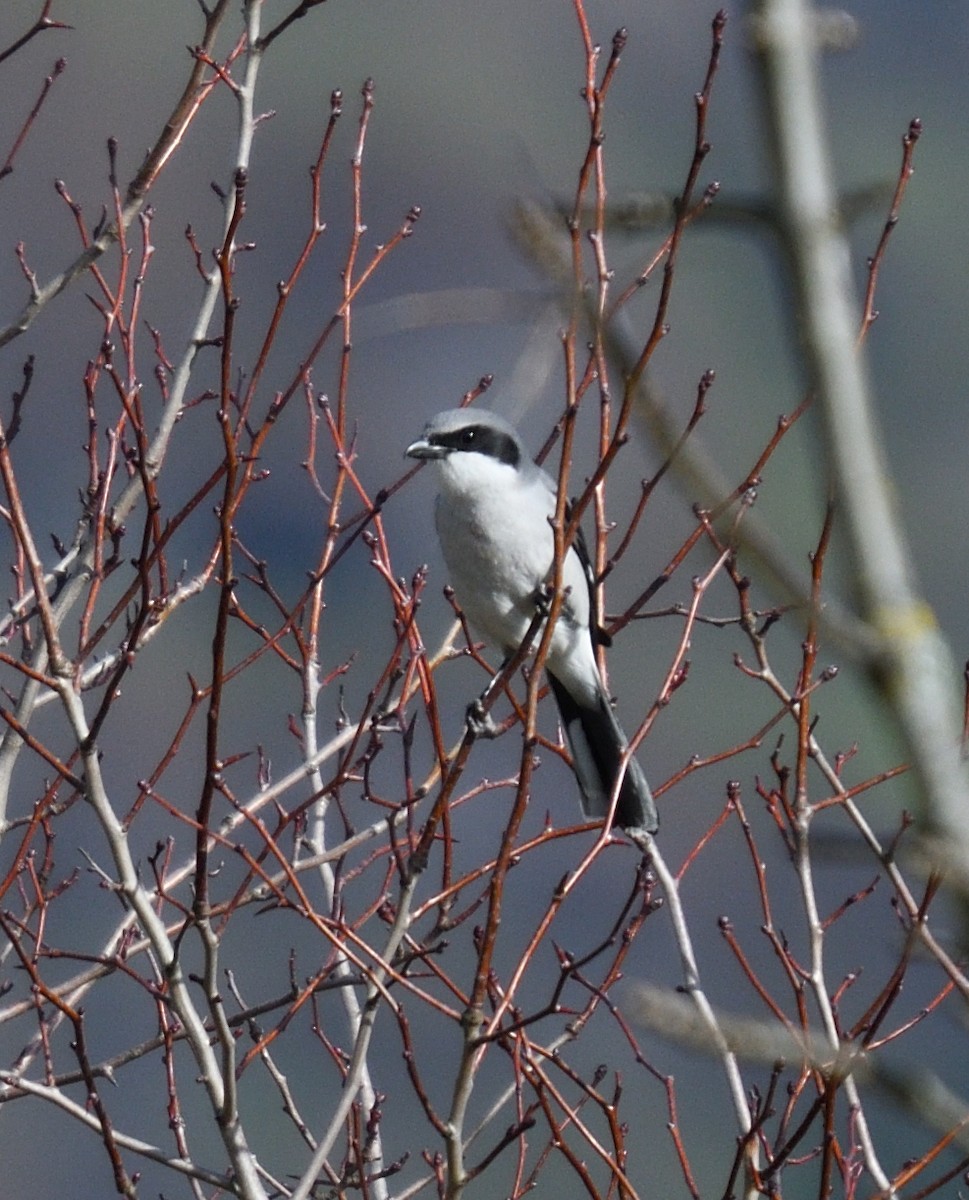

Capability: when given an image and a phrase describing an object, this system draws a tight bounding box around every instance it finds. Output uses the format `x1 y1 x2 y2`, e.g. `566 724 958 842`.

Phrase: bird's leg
467 600 550 740
465 653 516 739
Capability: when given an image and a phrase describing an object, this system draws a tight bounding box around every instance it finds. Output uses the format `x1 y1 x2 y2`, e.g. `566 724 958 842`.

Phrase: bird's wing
563 498 611 648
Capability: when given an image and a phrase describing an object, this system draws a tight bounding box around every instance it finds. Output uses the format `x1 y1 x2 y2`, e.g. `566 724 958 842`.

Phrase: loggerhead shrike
406 408 658 835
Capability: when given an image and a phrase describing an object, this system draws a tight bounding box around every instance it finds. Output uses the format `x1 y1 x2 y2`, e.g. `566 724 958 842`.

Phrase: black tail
547 674 658 834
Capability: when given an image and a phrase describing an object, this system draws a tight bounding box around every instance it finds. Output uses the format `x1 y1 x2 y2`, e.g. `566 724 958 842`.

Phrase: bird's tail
547 675 658 834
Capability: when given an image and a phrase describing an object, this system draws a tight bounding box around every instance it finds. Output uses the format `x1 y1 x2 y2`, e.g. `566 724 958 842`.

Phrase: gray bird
406 407 658 835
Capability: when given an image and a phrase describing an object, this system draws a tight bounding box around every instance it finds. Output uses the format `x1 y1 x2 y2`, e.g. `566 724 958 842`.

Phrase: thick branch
751 0 969 866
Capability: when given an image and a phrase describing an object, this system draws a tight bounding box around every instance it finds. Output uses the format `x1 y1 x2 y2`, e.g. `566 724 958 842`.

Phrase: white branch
0 1074 230 1188
751 0 969 870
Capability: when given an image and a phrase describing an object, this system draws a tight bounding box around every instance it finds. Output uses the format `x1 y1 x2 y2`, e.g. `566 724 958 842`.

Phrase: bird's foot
531 583 554 617
466 698 500 739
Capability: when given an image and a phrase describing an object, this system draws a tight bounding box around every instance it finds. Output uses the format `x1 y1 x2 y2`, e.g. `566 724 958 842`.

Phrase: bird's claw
466 698 500 738
532 584 554 617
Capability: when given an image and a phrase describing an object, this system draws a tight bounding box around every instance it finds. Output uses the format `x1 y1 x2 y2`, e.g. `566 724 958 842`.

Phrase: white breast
433 451 592 681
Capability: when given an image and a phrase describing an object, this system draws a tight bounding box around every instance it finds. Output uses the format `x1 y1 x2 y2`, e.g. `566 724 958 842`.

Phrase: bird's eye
460 428 477 448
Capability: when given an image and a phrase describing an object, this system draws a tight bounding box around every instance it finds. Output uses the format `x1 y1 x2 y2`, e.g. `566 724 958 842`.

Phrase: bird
405 407 658 835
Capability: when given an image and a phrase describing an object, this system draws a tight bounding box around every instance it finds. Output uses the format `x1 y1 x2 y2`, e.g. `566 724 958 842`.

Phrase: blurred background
0 1 967 1196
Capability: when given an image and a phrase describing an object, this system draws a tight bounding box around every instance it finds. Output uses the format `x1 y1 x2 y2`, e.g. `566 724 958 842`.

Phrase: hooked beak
405 435 448 461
